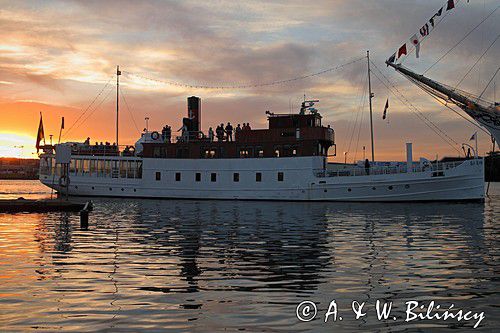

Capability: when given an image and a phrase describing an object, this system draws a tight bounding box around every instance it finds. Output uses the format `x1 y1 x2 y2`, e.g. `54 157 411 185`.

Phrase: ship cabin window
204 149 217 158
175 172 181 181
282 145 298 157
83 159 90 174
120 160 127 178
211 173 217 182
156 172 161 181
278 172 284 182
153 147 167 158
89 160 96 175
233 173 239 182
239 149 251 158
112 160 119 178
255 147 264 158
176 148 189 158
195 173 201 182
256 172 262 182
97 160 105 177
69 159 76 174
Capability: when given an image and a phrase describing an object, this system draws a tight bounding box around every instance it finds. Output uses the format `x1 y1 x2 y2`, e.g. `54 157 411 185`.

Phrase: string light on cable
122 56 366 90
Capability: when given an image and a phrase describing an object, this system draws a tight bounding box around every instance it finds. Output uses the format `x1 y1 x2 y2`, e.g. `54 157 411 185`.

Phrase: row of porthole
74 185 137 192
322 184 411 193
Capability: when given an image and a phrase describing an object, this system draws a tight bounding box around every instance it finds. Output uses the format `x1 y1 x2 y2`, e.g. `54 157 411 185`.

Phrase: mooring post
80 209 88 229
80 201 91 230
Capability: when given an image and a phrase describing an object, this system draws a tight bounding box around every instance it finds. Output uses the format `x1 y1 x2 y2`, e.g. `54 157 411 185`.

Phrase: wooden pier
0 198 92 213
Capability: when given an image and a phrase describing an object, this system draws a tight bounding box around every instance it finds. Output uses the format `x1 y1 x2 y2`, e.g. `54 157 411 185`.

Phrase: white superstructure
39 153 484 202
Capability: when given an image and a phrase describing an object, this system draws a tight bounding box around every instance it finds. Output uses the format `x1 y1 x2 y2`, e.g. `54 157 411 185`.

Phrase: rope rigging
63 77 114 137
478 66 500 101
415 80 490 135
345 74 368 162
63 57 366 137
122 56 366 90
370 61 462 154
65 85 115 137
401 0 464 65
455 33 500 89
423 4 499 74
119 86 141 135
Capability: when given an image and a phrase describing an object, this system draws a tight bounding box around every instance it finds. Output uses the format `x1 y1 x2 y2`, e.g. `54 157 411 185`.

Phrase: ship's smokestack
188 96 201 132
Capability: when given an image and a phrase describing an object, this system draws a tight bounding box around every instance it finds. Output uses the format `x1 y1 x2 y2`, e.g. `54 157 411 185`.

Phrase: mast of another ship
367 51 375 162
116 65 121 148
386 61 499 147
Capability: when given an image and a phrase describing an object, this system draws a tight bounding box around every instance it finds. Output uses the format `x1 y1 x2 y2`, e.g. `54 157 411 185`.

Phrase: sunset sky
0 0 498 161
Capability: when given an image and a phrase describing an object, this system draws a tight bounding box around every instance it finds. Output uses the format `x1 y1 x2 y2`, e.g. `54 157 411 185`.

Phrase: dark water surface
0 181 499 332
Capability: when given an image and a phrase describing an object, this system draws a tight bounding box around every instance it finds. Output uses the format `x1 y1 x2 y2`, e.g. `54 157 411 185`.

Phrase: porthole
405 184 410 189
133 189 137 192
121 188 124 191
75 186 78 189
348 188 352 192
109 187 112 191
92 186 95 190
388 186 393 190
324 189 328 193
372 187 376 190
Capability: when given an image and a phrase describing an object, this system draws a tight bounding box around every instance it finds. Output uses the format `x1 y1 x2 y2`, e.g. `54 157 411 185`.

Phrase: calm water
0 180 499 332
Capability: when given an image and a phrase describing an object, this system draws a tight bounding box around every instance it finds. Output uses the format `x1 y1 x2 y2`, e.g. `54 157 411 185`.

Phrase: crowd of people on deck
208 122 252 142
83 121 253 147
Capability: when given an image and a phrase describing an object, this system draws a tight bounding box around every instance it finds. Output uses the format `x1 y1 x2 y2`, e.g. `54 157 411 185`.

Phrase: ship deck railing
314 160 468 178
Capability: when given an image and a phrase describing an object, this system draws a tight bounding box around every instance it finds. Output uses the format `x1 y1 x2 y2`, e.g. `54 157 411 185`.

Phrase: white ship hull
40 156 485 202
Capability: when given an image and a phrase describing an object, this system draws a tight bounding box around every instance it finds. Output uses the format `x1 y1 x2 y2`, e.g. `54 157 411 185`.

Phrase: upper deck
41 97 336 161
141 100 336 159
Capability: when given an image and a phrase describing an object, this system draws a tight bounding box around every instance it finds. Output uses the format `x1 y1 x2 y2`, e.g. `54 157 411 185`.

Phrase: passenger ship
39 92 485 202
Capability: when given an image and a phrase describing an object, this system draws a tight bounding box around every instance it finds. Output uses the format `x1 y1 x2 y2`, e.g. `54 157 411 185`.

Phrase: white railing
314 160 470 178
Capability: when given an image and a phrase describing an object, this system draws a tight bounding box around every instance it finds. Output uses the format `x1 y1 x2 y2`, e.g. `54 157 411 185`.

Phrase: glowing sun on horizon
0 132 38 158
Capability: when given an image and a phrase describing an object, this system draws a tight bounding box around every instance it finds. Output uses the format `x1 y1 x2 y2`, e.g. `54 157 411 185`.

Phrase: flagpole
41 112 46 146
367 50 375 162
116 65 121 148
57 117 64 144
475 132 478 159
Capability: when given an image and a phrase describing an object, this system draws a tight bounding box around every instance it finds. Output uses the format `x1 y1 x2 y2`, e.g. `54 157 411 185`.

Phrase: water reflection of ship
25 197 497 331
103 199 489 296
132 200 333 294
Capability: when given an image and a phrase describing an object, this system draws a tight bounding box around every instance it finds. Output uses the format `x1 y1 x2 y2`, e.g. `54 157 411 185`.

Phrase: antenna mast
367 51 375 162
116 65 121 147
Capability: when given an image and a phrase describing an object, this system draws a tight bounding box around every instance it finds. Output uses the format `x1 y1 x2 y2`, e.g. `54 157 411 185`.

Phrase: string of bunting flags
387 0 462 63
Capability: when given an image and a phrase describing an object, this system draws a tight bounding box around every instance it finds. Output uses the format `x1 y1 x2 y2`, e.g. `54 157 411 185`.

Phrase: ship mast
367 51 375 162
116 65 121 147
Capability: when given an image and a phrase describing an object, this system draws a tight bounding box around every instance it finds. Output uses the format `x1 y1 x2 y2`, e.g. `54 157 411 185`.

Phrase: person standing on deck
235 124 241 140
225 122 233 142
364 159 370 175
216 124 224 142
208 127 214 142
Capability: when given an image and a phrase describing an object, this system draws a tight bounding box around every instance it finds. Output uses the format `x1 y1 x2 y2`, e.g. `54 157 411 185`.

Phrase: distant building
0 158 39 179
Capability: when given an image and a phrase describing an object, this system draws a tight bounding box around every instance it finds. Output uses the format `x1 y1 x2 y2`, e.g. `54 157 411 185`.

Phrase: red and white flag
410 34 421 58
398 44 408 59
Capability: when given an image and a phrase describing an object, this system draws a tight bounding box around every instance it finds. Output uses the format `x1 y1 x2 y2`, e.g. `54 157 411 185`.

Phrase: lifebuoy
151 131 160 140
